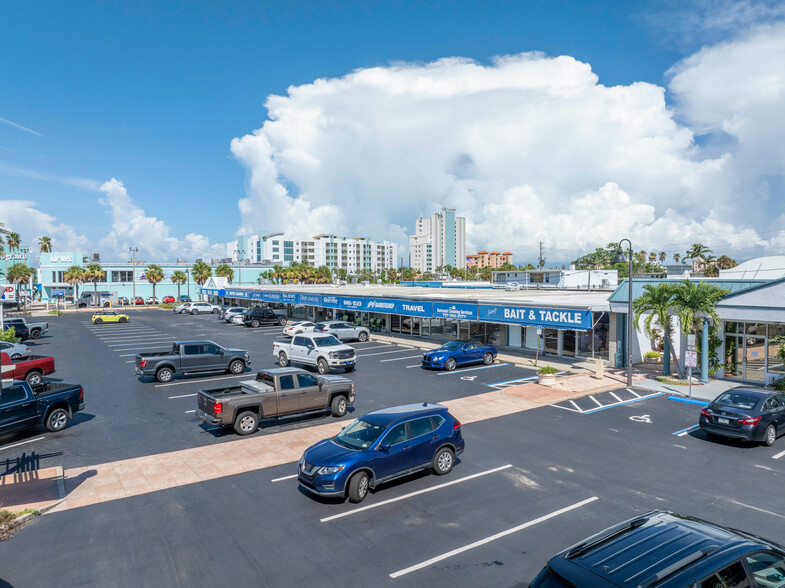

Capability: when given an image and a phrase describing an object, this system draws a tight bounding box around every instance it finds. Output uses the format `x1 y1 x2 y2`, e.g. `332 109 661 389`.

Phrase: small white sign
536 326 542 335
685 351 698 367
687 334 696 346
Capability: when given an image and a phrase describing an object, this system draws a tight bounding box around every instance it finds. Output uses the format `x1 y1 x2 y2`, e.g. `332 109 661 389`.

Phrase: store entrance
543 329 558 355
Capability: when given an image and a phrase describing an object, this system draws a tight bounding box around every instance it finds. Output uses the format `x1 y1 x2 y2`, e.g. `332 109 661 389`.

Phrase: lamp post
612 239 634 388
236 249 245 286
186 268 190 299
129 246 139 301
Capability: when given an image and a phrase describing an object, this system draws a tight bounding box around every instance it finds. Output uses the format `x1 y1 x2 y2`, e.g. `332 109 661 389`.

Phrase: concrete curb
12 466 66 526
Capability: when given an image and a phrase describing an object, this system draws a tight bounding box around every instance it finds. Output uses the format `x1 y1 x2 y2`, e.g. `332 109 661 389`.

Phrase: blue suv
298 403 465 503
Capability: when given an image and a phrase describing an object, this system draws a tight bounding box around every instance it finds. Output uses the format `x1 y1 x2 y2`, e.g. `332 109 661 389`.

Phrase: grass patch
0 507 37 541
47 309 63 316
159 303 176 310
655 375 699 386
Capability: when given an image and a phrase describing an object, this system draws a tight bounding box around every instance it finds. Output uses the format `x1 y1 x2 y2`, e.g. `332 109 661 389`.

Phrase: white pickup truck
273 334 357 374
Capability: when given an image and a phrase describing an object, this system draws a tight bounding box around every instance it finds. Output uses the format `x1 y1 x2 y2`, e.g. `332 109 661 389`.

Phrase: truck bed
11 354 51 364
31 382 81 397
136 350 174 358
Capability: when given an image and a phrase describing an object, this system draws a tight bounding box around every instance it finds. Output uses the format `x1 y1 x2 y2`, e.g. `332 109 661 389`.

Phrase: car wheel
331 395 347 417
482 352 493 365
295 330 302 335
191 309 199 315
358 331 369 342
31 329 41 339
234 411 259 436
179 309 186 314
347 471 369 503
278 317 288 326
156 367 174 383
212 308 219 314
445 358 457 371
94 318 102 324
317 359 329 375
765 424 777 447
119 317 127 323
278 352 290 367
344 365 355 373
228 360 244 374
25 371 43 386
432 447 455 475
251 319 260 328
104 302 111 308
11 354 21 359
45 407 70 432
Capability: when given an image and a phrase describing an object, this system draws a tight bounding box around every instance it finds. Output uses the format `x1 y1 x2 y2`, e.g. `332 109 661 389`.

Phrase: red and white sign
1 352 13 389
685 351 698 368
0 285 15 301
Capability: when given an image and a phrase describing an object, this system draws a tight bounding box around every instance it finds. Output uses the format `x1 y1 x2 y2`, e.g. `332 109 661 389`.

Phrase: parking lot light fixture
612 239 633 388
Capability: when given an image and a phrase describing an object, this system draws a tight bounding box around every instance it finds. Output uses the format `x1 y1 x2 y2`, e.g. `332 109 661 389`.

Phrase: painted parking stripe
184 410 196 414
406 364 421 368
590 396 603 407
610 391 622 402
169 393 197 399
379 355 423 363
672 424 699 436
321 464 513 523
106 338 173 346
569 400 583 412
668 396 710 406
582 392 664 414
772 449 785 460
271 474 298 482
154 373 251 388
113 345 172 352
436 363 509 376
354 345 397 353
389 496 600 579
0 436 45 452
488 376 536 387
356 349 413 357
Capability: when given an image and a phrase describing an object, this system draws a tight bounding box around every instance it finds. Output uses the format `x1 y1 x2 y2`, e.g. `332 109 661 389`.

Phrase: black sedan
699 388 785 446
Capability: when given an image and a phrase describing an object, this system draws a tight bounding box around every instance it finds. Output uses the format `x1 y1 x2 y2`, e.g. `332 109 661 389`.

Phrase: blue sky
2 1 784 264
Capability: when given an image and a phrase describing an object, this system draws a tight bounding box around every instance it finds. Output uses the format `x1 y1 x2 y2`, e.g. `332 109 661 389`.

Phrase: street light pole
236 249 245 286
612 239 634 388
186 268 190 299
129 246 139 301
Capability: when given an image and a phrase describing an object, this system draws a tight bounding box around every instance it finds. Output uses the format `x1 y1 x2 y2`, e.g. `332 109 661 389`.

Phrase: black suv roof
544 510 784 587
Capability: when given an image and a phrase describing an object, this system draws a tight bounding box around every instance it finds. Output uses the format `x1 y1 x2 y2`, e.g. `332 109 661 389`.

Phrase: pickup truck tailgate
197 391 217 416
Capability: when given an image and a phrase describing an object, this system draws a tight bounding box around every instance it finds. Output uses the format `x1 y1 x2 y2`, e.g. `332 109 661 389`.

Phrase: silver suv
314 321 370 342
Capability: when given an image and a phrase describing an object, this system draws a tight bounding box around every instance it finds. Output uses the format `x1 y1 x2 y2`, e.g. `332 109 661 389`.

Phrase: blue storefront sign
340 296 366 311
263 292 282 303
249 291 264 300
296 293 322 306
225 289 248 299
281 293 297 304
432 302 478 320
478 304 592 330
365 298 397 313
395 300 433 317
52 289 65 297
320 295 341 308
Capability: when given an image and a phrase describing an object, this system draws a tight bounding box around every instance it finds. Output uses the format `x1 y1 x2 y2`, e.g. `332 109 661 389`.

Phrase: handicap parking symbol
461 376 477 381
629 415 652 423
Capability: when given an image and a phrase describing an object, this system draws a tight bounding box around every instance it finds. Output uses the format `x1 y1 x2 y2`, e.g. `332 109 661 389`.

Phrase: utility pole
538 242 544 269
129 246 139 300
236 249 245 286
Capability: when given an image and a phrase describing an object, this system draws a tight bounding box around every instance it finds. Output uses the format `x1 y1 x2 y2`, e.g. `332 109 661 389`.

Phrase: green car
92 311 130 324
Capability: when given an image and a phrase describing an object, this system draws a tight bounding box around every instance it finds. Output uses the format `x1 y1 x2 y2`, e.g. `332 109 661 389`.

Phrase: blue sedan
421 340 497 371
298 403 465 503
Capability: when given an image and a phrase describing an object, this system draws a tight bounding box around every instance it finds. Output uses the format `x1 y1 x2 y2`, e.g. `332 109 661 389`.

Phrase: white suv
175 301 220 315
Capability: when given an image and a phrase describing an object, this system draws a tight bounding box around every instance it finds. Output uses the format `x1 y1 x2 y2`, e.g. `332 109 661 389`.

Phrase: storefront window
562 330 576 357
486 324 501 347
543 329 558 355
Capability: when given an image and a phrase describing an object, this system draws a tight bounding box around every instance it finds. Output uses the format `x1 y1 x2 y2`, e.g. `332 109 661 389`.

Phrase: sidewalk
0 467 65 514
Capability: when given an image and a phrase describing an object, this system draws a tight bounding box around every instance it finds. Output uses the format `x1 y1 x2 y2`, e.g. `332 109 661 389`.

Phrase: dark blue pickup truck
0 380 85 435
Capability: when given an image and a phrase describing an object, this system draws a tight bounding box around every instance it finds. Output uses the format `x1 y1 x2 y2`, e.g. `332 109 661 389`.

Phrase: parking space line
356 349 413 357
727 499 785 520
627 388 641 397
271 474 298 482
569 400 583 412
321 464 513 523
610 391 622 402
168 393 197 399
389 496 600 579
184 410 195 414
582 392 664 414
406 364 421 368
379 355 422 363
668 396 709 406
107 338 173 346
772 449 785 460
488 376 536 387
113 345 171 352
354 345 397 352
0 436 45 452
154 374 251 388
590 396 603 407
672 424 699 436
436 363 509 376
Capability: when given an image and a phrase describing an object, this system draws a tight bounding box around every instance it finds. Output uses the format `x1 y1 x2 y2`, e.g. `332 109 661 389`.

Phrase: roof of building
719 256 785 280
608 278 768 305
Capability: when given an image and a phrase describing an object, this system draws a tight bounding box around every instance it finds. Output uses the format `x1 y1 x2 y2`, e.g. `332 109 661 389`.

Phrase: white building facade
409 208 466 273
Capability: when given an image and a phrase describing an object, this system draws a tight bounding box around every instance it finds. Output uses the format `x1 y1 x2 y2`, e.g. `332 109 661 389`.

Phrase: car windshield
313 335 342 347
714 392 761 410
334 418 386 450
439 341 463 351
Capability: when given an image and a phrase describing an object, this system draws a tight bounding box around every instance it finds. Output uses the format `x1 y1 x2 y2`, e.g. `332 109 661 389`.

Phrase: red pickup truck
3 353 56 386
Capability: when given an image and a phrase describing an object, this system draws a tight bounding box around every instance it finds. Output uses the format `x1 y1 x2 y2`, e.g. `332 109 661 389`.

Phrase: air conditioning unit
91 253 100 261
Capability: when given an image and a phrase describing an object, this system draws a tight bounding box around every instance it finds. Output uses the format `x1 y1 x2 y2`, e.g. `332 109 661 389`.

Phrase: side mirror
307 344 315 350
378 444 390 452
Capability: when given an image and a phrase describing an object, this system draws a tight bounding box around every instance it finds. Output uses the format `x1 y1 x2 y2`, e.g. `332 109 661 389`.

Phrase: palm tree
702 255 719 277
671 280 728 340
215 263 234 284
672 253 681 264
84 263 106 300
146 264 165 303
6 232 21 251
170 270 187 300
191 261 212 286
0 221 9 254
633 283 680 376
658 251 666 264
684 243 712 270
715 255 737 270
38 236 53 253
6 263 34 310
64 266 85 302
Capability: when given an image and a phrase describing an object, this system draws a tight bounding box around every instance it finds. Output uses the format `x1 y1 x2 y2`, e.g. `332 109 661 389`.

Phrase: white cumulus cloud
0 200 89 254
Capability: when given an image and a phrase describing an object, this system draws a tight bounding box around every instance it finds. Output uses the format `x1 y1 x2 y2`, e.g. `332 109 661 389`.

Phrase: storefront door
724 335 743 380
562 331 576 357
543 329 558 355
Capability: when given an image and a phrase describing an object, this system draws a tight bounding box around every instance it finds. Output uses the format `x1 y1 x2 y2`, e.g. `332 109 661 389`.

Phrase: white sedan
282 321 317 337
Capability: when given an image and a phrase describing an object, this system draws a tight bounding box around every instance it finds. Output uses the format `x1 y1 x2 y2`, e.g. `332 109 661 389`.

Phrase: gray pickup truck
135 340 250 383
196 367 355 435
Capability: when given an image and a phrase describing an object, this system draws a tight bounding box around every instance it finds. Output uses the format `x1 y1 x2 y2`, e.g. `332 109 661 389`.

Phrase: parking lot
1 309 784 586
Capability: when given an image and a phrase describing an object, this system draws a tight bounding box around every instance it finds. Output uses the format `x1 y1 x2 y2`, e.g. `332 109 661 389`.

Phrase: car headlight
329 352 338 359
316 465 344 475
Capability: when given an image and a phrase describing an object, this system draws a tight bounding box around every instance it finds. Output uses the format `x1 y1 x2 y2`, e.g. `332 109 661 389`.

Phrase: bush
644 351 661 359
0 327 18 344
47 309 63 316
159 303 176 310
771 377 785 392
537 365 558 375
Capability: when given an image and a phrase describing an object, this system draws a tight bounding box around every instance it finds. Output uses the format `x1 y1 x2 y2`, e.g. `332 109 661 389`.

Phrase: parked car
134 340 250 383
175 301 220 315
505 281 522 291
274 334 356 374
146 296 159 305
298 403 464 503
1 352 55 386
314 321 370 342
220 307 247 321
173 302 189 313
119 296 130 305
283 321 317 337
421 341 497 371
3 317 49 339
91 310 130 324
0 340 30 359
2 322 30 342
699 388 785 446
179 295 191 302
134 296 145 305
230 314 245 325
243 307 287 328
530 509 785 588
197 367 355 435
0 355 84 435
162 296 176 304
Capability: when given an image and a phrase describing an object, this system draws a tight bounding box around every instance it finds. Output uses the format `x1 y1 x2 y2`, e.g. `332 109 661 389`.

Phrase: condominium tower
408 207 466 273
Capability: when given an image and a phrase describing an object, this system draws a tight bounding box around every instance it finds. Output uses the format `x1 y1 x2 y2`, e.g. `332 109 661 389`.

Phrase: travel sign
478 304 592 330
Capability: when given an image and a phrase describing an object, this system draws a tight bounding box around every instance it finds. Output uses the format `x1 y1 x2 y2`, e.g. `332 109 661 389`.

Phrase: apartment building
466 250 513 269
409 208 466 273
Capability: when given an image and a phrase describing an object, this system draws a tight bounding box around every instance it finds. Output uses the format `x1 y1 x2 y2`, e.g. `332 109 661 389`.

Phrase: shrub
771 377 785 392
0 327 18 344
47 309 63 316
537 365 558 375
159 303 176 310
644 351 661 359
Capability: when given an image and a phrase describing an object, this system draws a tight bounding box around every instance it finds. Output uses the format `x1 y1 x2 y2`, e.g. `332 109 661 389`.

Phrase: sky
1 0 784 266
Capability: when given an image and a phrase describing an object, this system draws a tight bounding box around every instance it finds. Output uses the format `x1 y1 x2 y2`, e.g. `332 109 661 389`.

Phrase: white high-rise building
409 208 466 273
227 233 398 273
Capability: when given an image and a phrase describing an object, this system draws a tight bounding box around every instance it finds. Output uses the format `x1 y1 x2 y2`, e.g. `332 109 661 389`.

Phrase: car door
409 416 443 466
276 374 300 414
373 422 412 480
0 384 35 434
297 373 326 411
744 551 785 588
698 559 751 587
180 343 205 372
291 336 310 364
201 343 226 372
339 323 356 340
